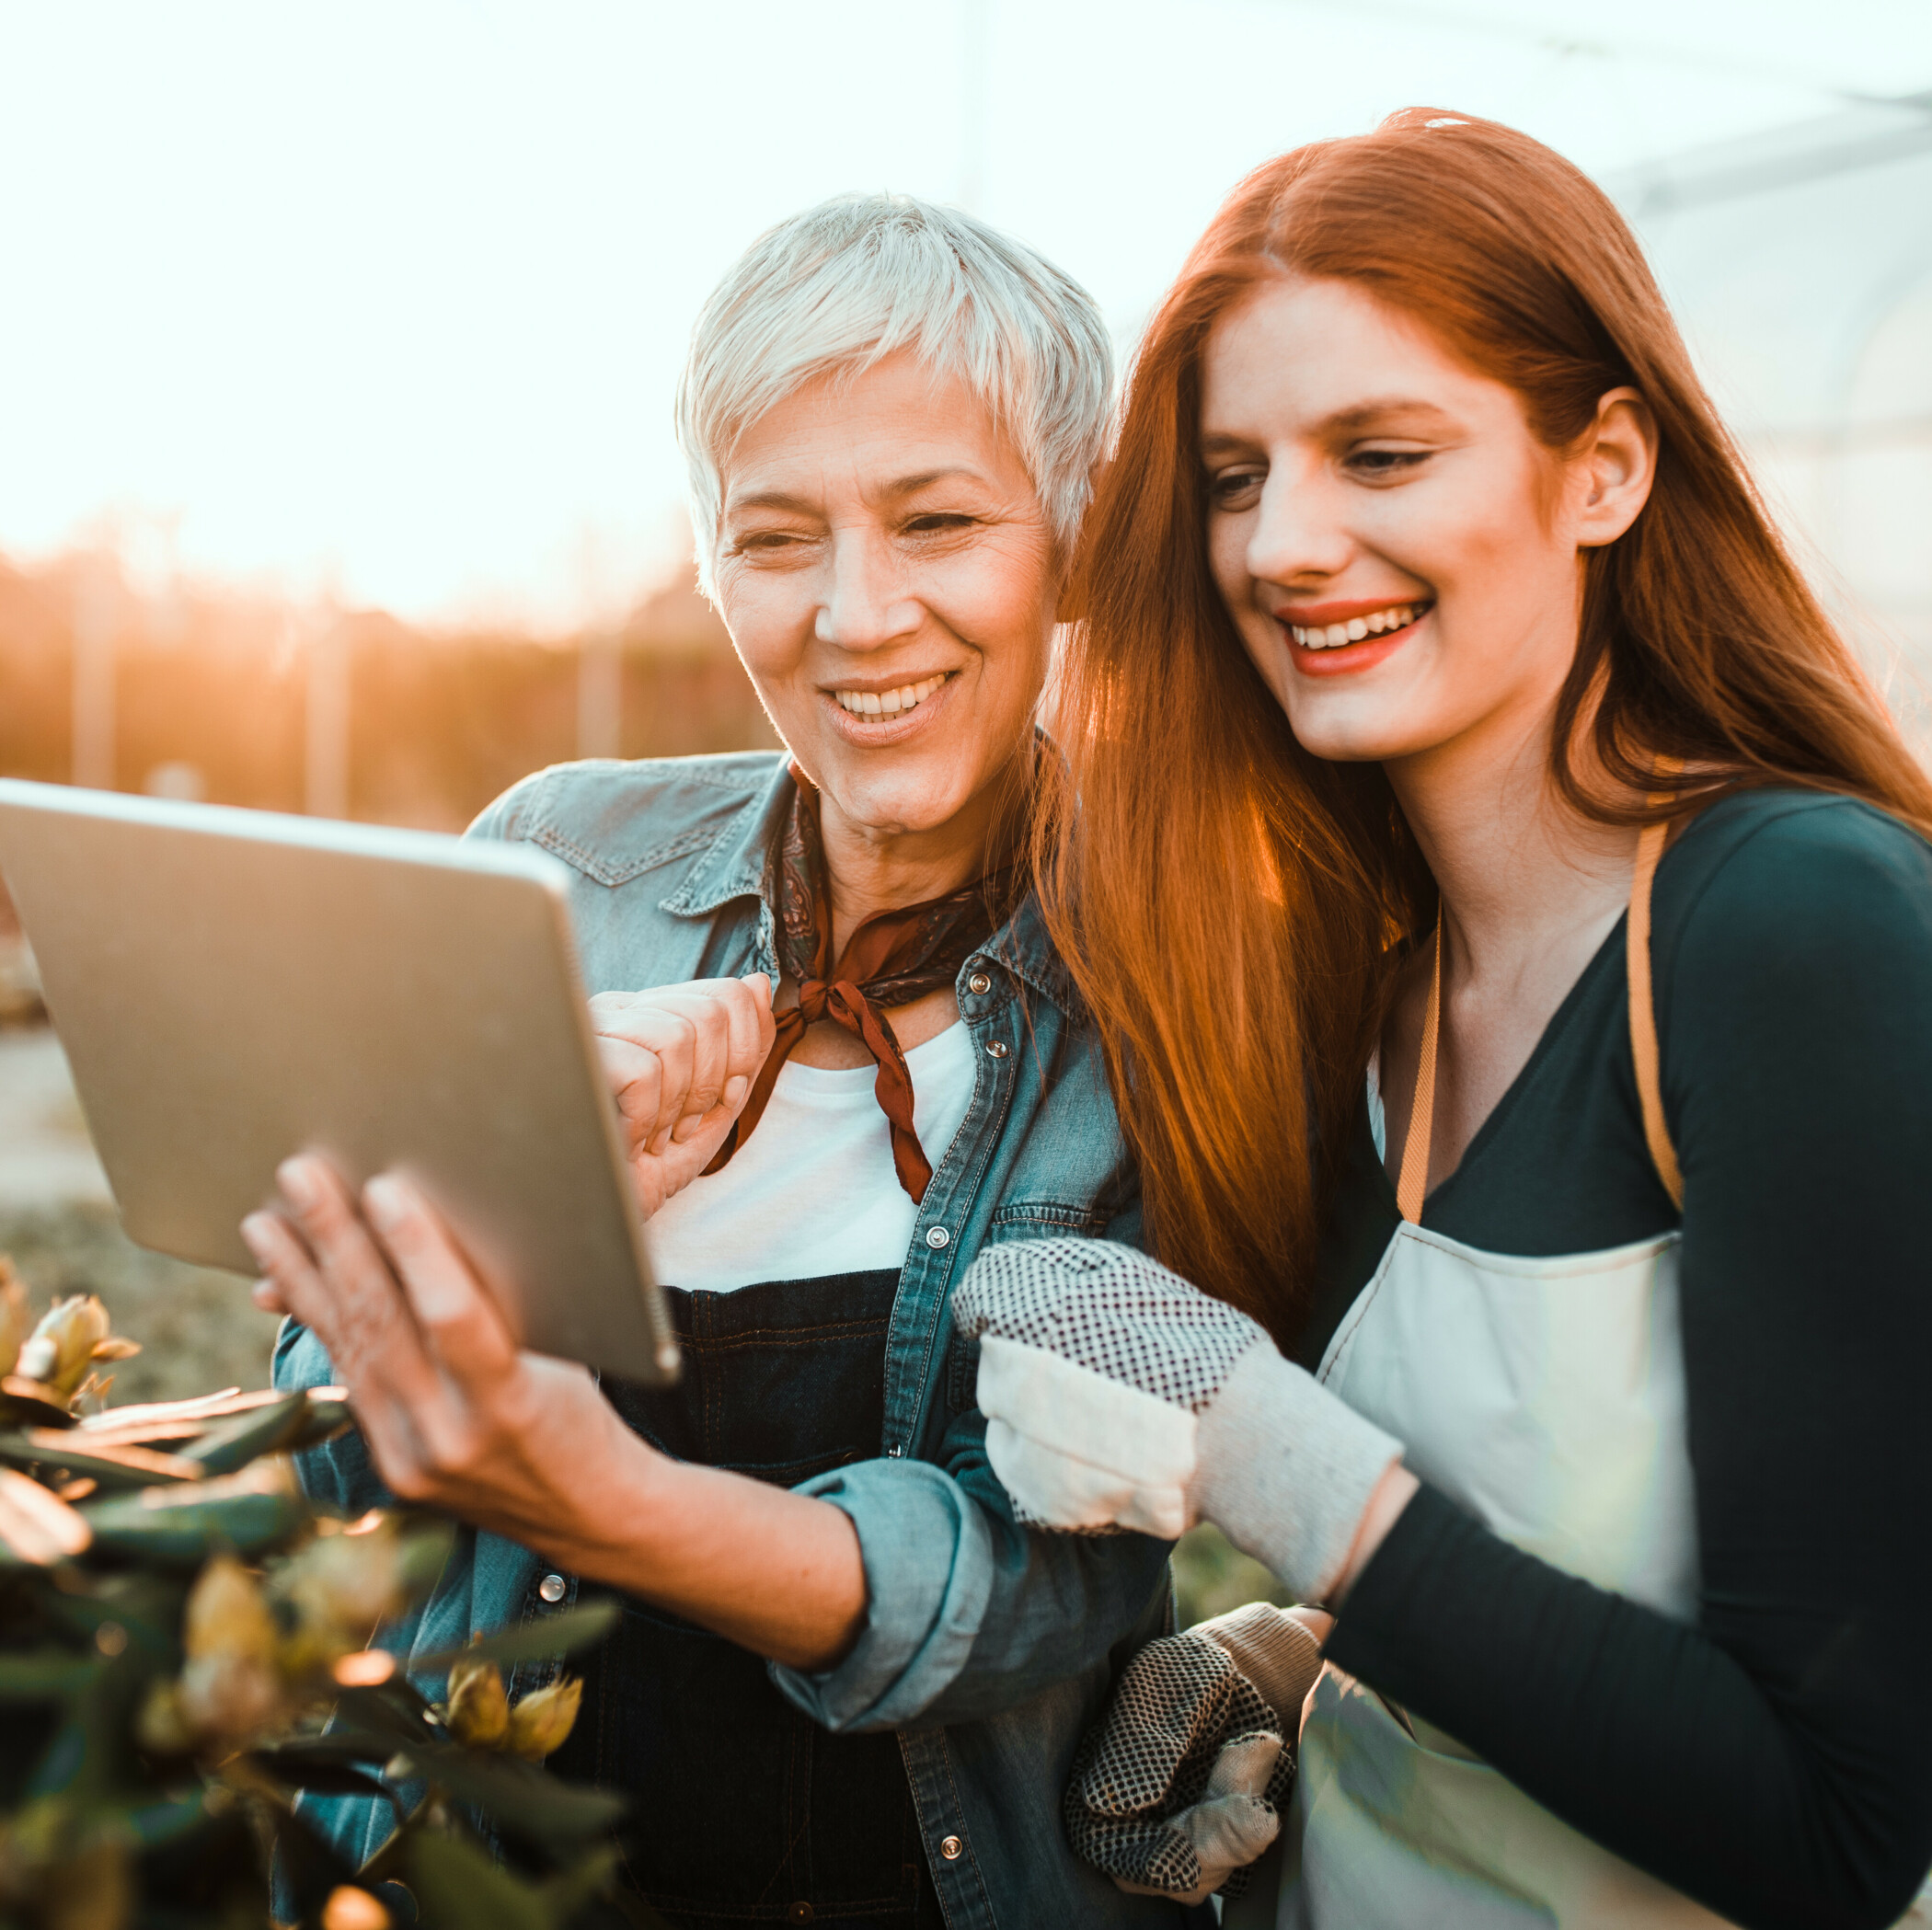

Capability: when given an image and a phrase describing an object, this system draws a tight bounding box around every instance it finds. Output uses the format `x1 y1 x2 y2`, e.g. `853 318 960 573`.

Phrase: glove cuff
1194 1602 1323 1733
1193 1342 1403 1603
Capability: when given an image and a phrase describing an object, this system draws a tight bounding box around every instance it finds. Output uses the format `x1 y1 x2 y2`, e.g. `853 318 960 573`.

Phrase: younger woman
960 113 1932 1927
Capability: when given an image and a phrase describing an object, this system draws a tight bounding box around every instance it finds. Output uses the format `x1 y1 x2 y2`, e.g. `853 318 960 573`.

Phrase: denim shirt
275 751 1183 1930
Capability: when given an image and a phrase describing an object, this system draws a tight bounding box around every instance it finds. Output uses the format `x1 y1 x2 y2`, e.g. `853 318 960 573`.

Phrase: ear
1574 387 1657 549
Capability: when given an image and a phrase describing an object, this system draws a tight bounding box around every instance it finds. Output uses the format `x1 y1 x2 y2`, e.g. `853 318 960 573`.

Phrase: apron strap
1627 795 1685 1211
1395 760 1692 1224
1395 909 1443 1224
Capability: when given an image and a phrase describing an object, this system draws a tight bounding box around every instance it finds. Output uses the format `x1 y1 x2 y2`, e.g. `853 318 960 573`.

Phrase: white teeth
1287 604 1421 649
833 673 948 718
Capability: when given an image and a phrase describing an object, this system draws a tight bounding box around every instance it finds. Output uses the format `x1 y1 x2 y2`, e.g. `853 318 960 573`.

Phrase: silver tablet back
0 780 677 1385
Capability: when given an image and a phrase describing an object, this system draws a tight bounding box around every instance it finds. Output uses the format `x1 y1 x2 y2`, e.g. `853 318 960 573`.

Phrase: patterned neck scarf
703 764 1027 1203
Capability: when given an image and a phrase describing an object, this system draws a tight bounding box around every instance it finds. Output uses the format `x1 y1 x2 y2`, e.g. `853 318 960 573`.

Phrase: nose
817 527 922 652
1245 462 1354 590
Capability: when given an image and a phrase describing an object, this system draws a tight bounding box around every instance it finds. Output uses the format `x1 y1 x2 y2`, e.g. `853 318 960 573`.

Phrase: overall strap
1627 800 1685 1210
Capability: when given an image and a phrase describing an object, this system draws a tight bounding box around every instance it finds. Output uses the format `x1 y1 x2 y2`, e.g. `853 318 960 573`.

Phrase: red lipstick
1274 599 1433 678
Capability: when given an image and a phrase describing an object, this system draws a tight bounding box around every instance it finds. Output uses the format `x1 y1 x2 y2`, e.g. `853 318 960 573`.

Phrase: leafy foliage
0 1262 646 1930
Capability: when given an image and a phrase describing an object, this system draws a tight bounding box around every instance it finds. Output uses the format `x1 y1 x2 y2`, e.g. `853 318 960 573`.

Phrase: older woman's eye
903 512 977 535
730 529 806 557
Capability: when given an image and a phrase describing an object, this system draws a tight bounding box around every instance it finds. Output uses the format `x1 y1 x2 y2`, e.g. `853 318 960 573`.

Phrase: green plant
0 1260 648 1930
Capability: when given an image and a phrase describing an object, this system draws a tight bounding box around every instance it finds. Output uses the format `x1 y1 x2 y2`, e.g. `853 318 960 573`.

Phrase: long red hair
1038 109 1932 1343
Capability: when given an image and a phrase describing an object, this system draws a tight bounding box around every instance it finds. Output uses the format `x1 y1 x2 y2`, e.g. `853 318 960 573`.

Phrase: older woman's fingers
363 1174 521 1384
646 980 776 1140
593 1000 697 1153
265 1158 451 1422
592 979 776 1146
594 1032 668 1159
241 1210 324 1319
249 1275 289 1315
239 1205 438 1487
717 973 776 1112
274 1156 425 1349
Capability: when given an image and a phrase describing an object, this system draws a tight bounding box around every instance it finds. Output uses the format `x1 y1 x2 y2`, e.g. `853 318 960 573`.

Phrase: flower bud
134 1678 195 1757
444 1654 511 1750
177 1553 284 1744
178 1651 282 1745
279 1519 411 1638
186 1553 278 1664
16 1295 110 1398
504 1676 582 1761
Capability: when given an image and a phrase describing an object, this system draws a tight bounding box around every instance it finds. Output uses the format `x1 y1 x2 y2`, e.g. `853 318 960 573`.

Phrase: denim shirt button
967 971 992 995
537 1572 567 1604
926 1226 950 1249
985 1040 1009 1059
940 1834 964 1861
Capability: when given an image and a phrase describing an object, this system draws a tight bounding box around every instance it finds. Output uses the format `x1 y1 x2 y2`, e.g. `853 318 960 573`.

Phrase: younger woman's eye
1345 448 1432 477
1207 468 1264 508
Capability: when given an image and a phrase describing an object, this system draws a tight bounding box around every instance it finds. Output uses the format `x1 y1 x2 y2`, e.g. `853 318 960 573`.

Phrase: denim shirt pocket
527 819 722 889
941 1204 1107 1416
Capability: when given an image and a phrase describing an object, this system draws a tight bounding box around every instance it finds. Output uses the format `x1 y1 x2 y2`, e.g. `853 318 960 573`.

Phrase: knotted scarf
703 764 1027 1203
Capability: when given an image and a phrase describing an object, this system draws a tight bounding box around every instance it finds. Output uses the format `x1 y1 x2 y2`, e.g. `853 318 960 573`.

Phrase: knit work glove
952 1238 1403 1603
1065 1603 1325 1904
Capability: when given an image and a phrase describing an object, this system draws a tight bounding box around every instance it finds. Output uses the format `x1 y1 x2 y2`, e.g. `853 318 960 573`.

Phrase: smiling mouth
831 672 951 719
1285 601 1432 649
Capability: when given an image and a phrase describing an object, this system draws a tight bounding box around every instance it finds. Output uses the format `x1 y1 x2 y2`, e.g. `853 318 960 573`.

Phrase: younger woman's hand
953 1238 1414 1604
591 975 776 1217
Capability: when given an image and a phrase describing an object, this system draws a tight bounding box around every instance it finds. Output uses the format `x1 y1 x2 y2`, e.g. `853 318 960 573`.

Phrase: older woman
255 196 1182 1929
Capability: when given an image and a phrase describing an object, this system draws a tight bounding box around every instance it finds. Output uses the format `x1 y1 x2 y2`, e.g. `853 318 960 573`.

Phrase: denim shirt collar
656 755 1077 1017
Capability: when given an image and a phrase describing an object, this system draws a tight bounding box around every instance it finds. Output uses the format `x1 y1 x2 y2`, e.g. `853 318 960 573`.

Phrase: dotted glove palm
1065 1602 1325 1905
952 1238 1402 1603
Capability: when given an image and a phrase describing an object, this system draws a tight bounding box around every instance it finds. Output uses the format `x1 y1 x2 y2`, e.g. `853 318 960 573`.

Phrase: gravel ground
0 1023 281 1399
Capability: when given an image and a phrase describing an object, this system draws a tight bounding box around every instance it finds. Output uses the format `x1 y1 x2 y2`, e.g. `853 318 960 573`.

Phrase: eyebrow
1317 397 1461 434
724 466 988 516
1199 397 1461 455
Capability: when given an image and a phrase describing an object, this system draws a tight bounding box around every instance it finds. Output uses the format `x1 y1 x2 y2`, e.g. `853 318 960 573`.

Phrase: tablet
0 779 678 1385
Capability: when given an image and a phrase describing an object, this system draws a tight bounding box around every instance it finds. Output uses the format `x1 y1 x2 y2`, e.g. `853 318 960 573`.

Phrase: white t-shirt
644 1021 979 1293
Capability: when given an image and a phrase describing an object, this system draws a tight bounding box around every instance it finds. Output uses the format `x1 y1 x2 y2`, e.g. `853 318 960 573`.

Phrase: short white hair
677 194 1112 593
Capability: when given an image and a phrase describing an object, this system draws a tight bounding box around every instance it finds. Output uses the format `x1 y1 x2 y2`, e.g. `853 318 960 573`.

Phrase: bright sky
2 0 1927 629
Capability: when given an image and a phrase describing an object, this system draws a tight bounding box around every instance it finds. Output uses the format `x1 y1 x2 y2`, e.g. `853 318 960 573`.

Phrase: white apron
1278 1218 1722 1927
1271 818 1932 1927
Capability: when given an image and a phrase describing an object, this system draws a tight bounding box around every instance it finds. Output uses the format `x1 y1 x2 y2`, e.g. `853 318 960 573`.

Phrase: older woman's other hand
242 1156 629 1547
591 974 775 1218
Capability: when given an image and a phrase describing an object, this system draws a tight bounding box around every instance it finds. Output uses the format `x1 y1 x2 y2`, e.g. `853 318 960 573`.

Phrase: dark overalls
548 1270 944 1927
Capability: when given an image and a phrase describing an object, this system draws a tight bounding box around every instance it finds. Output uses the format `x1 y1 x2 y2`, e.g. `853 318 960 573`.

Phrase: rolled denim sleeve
770 1408 1171 1733
272 1317 396 1519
